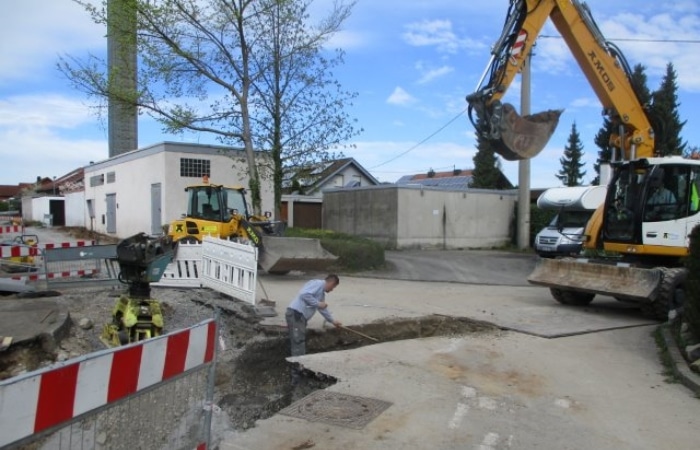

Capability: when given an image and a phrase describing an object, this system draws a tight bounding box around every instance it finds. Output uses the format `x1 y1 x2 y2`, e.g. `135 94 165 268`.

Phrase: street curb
661 326 700 396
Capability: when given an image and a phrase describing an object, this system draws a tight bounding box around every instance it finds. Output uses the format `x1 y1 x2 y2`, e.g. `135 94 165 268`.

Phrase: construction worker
285 274 342 385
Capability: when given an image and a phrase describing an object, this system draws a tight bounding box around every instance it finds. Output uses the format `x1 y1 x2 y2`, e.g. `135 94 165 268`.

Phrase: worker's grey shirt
288 279 334 323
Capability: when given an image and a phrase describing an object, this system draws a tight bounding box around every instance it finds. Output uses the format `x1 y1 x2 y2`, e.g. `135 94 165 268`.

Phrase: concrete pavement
255 275 655 338
221 325 698 450
214 273 700 450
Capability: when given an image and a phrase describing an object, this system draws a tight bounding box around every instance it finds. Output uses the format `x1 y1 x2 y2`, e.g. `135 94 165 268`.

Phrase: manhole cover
280 390 392 429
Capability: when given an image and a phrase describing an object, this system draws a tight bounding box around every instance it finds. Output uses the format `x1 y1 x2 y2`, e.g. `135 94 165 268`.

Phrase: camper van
535 185 607 258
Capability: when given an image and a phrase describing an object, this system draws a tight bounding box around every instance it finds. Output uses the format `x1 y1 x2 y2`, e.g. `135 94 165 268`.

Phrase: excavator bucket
259 236 338 274
496 103 563 160
528 258 661 300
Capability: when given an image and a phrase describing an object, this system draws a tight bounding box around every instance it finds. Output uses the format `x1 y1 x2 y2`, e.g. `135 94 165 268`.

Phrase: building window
334 174 344 187
106 172 116 183
90 174 105 187
180 158 211 178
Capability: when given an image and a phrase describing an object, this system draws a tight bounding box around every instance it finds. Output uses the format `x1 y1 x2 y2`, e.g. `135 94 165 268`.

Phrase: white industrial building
83 142 273 238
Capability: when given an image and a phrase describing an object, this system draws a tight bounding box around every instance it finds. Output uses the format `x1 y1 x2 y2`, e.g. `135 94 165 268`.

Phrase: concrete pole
517 53 532 250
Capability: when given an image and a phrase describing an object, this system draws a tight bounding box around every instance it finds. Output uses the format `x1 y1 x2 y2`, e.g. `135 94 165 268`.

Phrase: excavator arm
467 0 655 161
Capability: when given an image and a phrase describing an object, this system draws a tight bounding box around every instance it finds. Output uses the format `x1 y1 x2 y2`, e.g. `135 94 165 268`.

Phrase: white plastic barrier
155 241 204 288
200 236 258 305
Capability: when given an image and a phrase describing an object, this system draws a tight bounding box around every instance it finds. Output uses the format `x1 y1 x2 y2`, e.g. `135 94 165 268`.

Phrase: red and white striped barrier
0 245 39 258
40 240 94 249
10 268 100 281
0 319 216 448
0 225 22 234
0 241 95 259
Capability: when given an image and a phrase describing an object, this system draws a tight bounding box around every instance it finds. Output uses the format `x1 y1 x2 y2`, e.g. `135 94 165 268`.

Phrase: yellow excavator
467 0 700 319
167 177 336 274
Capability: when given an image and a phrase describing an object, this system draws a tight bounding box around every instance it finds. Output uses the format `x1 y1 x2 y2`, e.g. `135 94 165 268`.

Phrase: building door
49 200 65 226
106 194 117 234
151 183 162 234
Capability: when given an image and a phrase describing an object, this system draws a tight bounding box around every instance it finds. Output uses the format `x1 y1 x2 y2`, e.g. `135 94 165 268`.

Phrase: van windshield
550 210 592 228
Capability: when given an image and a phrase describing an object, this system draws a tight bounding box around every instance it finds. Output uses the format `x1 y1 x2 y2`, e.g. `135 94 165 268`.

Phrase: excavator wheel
640 267 687 321
550 288 595 306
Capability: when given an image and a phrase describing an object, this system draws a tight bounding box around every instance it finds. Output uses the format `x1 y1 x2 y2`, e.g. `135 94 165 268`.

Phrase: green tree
247 0 360 218
556 122 586 187
650 62 687 156
592 64 652 184
61 0 358 215
470 119 503 189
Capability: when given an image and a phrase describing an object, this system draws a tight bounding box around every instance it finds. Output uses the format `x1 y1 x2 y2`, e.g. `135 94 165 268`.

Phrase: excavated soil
0 286 498 445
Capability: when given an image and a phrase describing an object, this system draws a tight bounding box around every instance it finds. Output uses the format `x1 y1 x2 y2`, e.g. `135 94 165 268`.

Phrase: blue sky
1 0 700 188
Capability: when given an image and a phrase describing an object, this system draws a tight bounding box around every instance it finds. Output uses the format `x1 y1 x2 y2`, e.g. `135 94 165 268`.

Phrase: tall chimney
107 0 138 157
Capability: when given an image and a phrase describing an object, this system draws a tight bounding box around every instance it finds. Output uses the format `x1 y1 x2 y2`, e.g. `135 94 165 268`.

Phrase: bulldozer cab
186 185 249 223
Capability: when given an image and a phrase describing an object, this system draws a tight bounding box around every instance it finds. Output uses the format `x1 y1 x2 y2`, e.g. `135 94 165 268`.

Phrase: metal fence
0 241 120 291
0 319 218 450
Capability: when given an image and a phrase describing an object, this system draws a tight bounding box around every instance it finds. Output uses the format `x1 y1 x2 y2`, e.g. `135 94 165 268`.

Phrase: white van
534 186 607 258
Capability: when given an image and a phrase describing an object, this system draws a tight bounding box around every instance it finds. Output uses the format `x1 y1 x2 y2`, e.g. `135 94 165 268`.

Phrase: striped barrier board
10 268 100 281
0 246 39 258
0 241 95 259
0 226 21 234
0 319 216 448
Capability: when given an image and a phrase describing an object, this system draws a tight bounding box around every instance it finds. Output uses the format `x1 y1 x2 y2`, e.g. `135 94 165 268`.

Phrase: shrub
284 228 385 271
684 224 700 339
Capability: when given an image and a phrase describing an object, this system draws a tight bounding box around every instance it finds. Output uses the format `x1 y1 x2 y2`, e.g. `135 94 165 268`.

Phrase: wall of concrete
323 186 516 249
64 191 86 227
323 187 398 248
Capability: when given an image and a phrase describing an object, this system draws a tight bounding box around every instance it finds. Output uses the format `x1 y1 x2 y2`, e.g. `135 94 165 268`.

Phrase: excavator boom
467 0 654 161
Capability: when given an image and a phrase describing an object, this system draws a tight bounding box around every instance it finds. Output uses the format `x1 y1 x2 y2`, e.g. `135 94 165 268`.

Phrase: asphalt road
361 249 538 286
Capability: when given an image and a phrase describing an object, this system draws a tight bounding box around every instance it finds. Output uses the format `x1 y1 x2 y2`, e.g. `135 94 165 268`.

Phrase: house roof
396 168 513 190
0 185 22 199
396 169 474 190
305 157 380 194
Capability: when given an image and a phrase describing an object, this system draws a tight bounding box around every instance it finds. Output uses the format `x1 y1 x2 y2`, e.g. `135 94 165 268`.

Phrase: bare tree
60 0 359 215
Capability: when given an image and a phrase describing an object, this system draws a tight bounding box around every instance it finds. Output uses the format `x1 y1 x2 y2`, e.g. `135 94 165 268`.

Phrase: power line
540 35 700 44
369 107 468 170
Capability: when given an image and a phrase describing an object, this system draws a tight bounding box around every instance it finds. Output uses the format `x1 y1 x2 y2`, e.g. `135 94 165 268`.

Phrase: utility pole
517 52 532 250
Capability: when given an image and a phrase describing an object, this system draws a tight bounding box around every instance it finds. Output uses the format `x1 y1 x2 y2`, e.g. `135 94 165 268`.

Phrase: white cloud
416 63 454 84
402 19 484 54
0 93 107 184
569 97 600 109
0 94 97 130
387 86 417 106
0 0 105 84
325 29 371 50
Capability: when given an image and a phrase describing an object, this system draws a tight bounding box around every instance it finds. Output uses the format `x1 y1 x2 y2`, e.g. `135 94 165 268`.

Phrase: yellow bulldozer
167 177 336 274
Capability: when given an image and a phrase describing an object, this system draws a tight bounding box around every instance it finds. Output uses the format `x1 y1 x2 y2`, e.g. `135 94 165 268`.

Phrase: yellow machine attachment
100 233 172 347
100 296 164 347
168 179 337 273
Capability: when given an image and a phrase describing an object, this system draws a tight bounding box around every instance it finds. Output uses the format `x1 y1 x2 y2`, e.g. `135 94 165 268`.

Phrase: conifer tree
556 122 586 187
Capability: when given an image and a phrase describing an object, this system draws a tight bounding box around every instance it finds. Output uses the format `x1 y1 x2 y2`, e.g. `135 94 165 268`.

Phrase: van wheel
550 288 595 306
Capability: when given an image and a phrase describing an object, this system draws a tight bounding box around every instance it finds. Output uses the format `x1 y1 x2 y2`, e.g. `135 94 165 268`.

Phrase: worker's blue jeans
285 308 306 384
